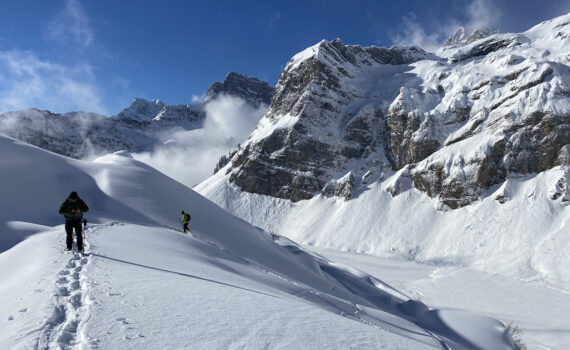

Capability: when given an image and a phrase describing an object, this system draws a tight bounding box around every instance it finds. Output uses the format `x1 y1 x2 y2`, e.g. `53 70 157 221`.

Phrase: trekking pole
82 219 86 246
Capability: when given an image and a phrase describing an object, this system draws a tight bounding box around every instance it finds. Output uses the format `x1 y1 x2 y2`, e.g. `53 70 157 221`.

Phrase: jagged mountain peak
207 71 274 106
285 39 436 74
115 98 166 121
445 27 497 46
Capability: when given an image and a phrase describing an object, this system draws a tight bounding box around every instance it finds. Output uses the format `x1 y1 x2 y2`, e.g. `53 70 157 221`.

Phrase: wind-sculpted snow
0 135 516 349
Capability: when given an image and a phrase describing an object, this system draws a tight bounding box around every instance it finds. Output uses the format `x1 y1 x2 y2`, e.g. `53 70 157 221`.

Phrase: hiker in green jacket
180 210 191 234
59 191 89 252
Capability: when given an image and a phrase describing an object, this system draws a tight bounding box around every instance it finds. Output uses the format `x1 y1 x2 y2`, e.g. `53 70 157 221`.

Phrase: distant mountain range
0 72 273 159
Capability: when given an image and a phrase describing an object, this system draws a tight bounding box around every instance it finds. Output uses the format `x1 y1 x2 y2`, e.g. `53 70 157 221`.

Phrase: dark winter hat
69 191 79 199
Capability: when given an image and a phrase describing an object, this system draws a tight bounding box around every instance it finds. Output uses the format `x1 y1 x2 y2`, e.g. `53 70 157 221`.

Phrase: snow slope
0 135 516 349
198 159 570 288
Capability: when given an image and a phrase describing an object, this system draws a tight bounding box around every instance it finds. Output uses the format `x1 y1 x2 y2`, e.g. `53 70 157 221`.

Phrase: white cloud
45 0 94 47
391 0 502 51
465 0 501 32
191 94 207 103
0 0 108 114
269 11 281 29
0 50 106 114
391 13 453 52
133 95 267 187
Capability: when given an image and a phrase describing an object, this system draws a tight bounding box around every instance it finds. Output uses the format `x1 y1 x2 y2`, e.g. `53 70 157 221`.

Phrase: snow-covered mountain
197 14 570 291
0 72 273 159
208 14 570 208
0 135 520 349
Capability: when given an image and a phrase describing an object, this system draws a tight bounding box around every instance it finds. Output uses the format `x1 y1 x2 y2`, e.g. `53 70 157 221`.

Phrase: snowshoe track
36 234 93 349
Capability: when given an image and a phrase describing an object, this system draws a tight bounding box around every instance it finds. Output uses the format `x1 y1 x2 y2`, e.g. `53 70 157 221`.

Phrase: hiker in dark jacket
59 191 89 252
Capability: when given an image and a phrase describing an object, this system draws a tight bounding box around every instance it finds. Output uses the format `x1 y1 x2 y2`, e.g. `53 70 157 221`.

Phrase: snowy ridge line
293 288 442 348
206 232 446 348
196 226 513 349
179 223 485 349
159 224 444 347
35 228 94 350
89 253 280 299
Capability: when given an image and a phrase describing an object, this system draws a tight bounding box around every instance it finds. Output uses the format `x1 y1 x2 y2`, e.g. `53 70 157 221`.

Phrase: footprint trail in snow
36 232 93 349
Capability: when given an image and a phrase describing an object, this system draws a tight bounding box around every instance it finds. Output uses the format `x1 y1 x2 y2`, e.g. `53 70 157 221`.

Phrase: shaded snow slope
0 135 515 349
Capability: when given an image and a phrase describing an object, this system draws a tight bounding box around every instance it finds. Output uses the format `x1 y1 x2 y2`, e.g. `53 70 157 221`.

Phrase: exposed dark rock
386 89 442 169
504 112 570 173
450 36 527 63
214 148 238 174
207 72 274 106
223 34 569 207
495 193 508 204
334 173 355 200
116 98 166 121
226 40 433 201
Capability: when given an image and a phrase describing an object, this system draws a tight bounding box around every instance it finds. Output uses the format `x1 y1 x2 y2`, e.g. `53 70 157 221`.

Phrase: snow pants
65 220 83 251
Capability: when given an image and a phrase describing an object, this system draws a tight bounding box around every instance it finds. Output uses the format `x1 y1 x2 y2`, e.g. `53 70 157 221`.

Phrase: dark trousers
65 220 83 250
183 223 189 233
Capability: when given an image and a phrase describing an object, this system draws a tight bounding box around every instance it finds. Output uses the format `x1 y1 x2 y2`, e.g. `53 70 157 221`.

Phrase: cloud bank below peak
132 95 267 188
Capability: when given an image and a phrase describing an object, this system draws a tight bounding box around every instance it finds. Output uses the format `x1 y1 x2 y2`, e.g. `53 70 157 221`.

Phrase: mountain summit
207 72 274 106
444 27 497 46
115 98 166 121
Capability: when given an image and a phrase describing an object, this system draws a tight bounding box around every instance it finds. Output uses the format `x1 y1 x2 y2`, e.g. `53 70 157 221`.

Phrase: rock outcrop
207 72 274 107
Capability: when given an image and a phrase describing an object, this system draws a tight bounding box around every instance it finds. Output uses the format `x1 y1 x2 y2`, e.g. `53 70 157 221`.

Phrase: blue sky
0 0 569 115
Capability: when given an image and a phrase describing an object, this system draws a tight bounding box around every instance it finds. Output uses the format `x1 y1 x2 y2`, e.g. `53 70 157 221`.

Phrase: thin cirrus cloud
0 50 106 114
44 0 94 47
268 11 281 30
0 0 107 114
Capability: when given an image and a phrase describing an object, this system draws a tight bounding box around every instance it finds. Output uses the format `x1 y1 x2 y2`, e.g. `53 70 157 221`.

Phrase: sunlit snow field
0 135 523 350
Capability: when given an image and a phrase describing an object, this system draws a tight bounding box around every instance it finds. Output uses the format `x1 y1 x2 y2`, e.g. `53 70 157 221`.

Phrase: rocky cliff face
0 73 272 159
207 72 274 107
226 39 434 201
220 14 570 208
